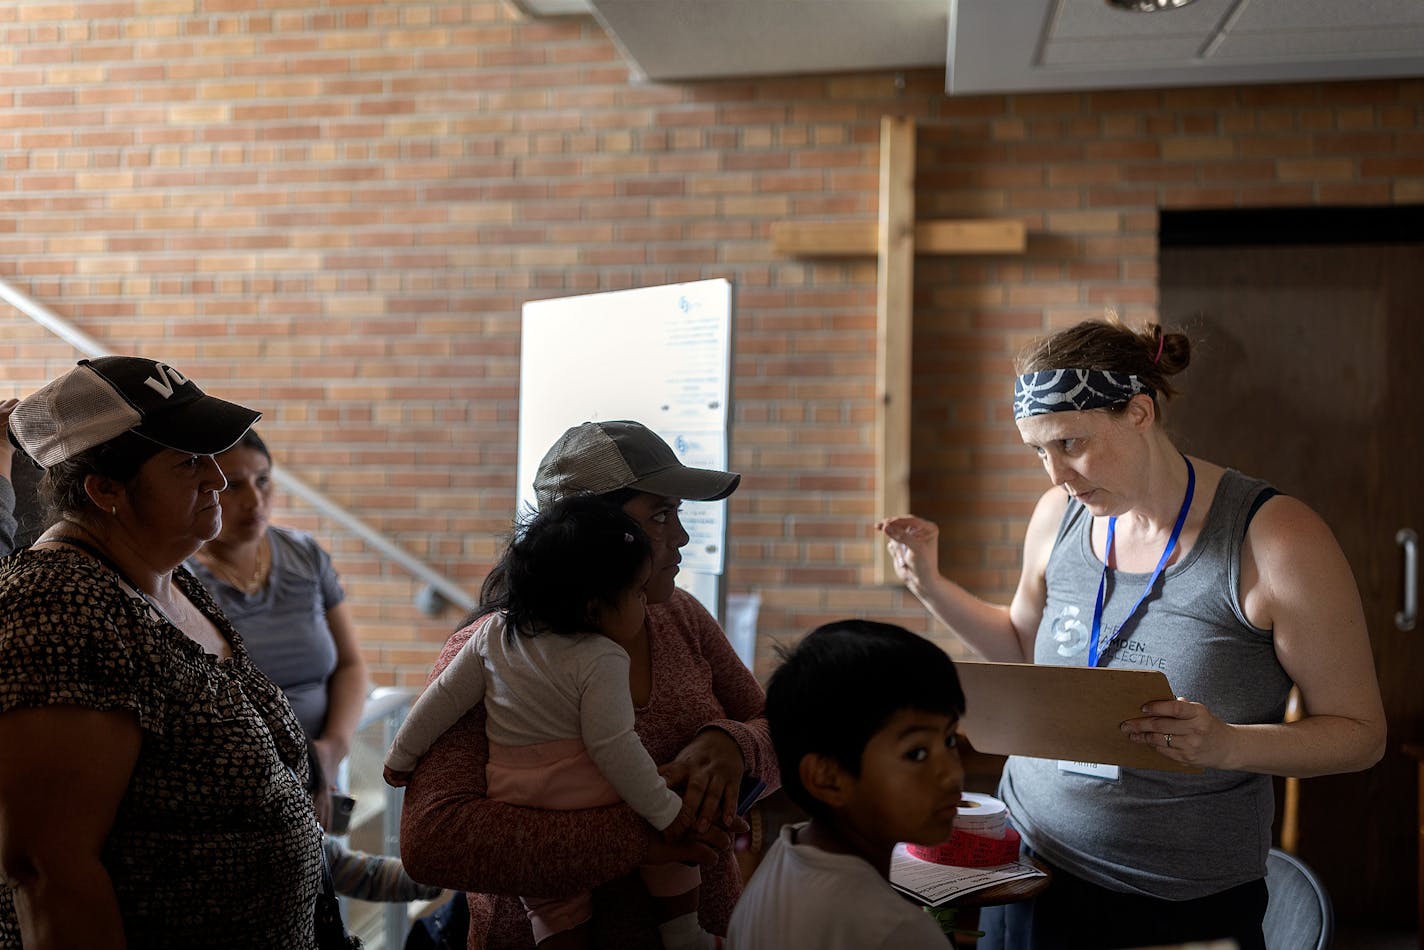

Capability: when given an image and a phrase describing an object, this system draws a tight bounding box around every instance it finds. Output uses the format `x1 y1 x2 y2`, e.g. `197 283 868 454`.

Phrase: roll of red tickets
907 826 1021 867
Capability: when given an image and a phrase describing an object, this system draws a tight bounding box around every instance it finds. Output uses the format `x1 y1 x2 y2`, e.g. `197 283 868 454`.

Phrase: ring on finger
1164 733 1173 748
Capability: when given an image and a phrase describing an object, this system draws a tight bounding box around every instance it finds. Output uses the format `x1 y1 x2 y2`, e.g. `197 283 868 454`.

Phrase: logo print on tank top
1051 605 1089 657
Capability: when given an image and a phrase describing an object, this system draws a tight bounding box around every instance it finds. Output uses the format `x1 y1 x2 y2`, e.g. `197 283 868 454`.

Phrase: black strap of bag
315 835 364 950
290 759 360 950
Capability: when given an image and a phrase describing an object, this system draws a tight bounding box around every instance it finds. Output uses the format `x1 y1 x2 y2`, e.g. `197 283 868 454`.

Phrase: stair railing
0 276 476 615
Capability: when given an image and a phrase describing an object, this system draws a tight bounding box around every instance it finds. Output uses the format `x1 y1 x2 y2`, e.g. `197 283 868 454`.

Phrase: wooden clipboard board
956 661 1201 773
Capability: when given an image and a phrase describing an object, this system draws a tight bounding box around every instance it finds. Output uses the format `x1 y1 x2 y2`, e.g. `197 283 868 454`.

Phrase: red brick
2 11 1418 677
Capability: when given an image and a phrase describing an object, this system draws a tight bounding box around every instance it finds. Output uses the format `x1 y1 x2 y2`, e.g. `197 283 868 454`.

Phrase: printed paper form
889 844 1047 908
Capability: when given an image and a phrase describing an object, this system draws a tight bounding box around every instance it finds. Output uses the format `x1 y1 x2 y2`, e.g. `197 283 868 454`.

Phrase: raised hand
876 515 942 593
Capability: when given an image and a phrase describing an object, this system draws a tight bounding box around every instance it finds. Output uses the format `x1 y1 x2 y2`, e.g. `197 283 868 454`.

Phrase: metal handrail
0 276 476 614
0 281 114 356
358 685 420 729
270 462 475 612
346 686 420 950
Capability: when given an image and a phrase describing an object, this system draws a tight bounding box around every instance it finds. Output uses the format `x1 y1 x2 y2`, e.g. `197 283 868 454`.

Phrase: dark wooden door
1161 243 1424 927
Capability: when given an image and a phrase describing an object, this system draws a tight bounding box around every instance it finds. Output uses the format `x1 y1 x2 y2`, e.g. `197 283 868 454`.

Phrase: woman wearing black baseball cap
397 420 776 949
0 357 342 948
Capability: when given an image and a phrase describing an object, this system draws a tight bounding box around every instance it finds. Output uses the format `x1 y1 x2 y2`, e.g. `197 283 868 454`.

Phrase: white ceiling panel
950 0 1424 94
1212 27 1424 60
1042 36 1210 67
1048 0 1231 40
1228 0 1424 33
509 0 1424 93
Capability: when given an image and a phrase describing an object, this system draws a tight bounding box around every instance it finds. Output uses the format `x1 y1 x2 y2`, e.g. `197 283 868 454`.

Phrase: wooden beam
875 114 915 585
771 118 1028 585
771 221 876 256
771 218 1026 257
918 219 1026 255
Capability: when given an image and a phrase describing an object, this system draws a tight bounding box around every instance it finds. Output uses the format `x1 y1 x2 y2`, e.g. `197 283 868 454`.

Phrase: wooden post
768 118 1027 585
875 115 916 585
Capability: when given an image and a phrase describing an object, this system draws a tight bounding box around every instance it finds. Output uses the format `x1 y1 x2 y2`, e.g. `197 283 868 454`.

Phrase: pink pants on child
487 738 700 944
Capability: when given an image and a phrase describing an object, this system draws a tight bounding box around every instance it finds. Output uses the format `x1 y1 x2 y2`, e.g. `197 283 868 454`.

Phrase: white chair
1262 848 1333 950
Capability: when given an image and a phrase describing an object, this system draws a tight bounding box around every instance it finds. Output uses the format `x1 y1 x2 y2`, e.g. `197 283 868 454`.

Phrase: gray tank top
998 468 1291 899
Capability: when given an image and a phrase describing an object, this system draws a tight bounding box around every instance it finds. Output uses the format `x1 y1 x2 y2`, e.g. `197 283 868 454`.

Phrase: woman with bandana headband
877 319 1384 950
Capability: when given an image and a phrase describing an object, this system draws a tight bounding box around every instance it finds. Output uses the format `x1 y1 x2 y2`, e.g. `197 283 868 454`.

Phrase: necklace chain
199 538 269 595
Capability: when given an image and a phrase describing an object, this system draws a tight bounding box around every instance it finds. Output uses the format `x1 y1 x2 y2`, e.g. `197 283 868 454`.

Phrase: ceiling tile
525 0 1424 94
1213 26 1424 59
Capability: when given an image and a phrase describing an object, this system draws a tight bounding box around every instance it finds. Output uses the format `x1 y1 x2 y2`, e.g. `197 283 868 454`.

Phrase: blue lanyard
1088 456 1195 668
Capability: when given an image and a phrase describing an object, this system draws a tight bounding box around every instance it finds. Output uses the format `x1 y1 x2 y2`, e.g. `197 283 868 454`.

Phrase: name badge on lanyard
1088 456 1195 667
1058 760 1120 781
1058 457 1194 782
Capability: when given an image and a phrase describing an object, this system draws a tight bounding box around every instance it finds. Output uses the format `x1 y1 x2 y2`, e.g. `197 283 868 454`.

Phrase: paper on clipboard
956 661 1201 773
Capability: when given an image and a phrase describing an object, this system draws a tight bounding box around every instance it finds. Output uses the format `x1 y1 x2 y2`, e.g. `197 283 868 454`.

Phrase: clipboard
956 660 1200 773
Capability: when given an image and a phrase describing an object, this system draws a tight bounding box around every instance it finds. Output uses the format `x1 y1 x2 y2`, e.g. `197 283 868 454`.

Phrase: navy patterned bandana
1013 369 1153 420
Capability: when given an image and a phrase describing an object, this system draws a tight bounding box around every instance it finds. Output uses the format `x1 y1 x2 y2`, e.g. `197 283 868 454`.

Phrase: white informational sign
517 280 733 617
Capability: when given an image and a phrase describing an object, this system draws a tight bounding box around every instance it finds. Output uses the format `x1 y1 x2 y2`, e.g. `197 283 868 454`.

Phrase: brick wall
906 82 1424 640
1 1 1420 684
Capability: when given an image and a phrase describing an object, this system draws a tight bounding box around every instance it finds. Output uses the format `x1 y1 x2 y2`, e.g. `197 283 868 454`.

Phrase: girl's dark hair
1014 317 1192 405
37 430 167 523
766 620 966 824
475 494 651 638
467 486 648 630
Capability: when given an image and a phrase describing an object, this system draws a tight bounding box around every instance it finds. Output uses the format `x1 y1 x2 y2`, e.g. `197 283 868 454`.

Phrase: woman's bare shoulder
1242 490 1338 561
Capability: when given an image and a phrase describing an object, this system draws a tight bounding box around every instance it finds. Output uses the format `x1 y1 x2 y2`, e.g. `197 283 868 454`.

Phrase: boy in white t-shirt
726 620 966 950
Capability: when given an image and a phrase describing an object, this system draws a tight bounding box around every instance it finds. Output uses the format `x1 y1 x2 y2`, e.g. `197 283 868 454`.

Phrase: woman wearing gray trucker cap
397 420 777 949
0 357 333 949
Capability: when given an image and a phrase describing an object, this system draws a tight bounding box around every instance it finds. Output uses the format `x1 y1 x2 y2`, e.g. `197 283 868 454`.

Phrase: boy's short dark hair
766 619 966 822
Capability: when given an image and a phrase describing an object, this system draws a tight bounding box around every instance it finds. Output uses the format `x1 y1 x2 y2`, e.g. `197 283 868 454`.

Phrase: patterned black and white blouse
0 547 323 949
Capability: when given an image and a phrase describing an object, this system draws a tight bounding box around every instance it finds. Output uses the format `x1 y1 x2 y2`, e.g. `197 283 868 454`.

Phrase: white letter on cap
143 364 188 399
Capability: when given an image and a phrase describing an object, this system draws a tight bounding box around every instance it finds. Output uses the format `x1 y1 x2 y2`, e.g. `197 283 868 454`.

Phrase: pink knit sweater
398 590 778 949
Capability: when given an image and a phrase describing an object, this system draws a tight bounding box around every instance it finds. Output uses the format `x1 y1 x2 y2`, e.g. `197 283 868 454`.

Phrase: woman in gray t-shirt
190 430 371 806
